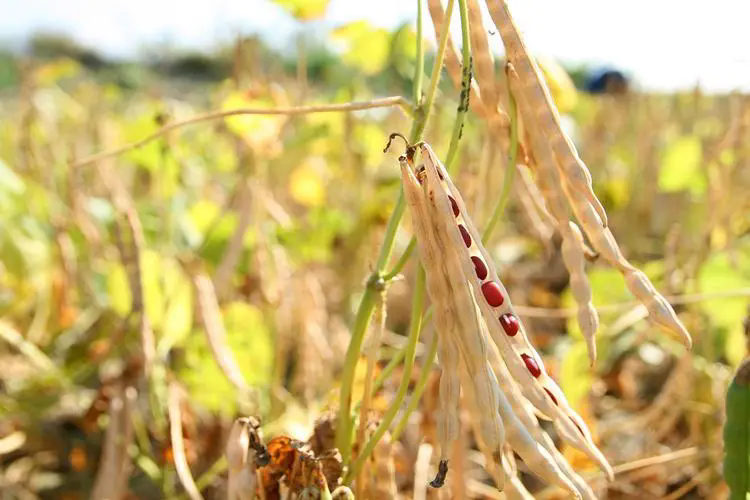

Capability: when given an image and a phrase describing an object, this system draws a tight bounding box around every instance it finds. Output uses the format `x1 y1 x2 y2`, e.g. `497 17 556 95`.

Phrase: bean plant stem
413 0 425 106
335 0 457 463
343 266 426 485
482 78 519 242
344 0 474 479
444 0 472 171
391 331 439 441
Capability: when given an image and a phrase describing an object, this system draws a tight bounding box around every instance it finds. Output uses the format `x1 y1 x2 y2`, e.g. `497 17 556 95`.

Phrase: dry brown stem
72 96 411 168
168 382 204 500
90 384 135 500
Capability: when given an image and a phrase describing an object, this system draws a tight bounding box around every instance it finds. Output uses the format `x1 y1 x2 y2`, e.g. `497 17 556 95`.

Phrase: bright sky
1 0 749 92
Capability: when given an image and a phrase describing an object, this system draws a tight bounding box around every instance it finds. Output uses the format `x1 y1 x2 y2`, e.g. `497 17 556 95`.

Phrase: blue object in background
585 67 630 94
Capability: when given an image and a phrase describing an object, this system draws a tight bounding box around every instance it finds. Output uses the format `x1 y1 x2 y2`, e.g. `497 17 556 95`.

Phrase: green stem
383 238 416 281
344 266 426 485
414 0 457 140
335 0 457 463
391 330 439 441
336 286 377 462
356 309 434 412
167 456 228 500
444 0 471 171
413 0 425 105
482 82 519 243
383 0 471 278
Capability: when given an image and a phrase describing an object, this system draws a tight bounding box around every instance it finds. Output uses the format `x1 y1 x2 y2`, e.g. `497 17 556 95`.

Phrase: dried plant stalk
226 418 265 500
96 159 156 369
365 425 399 500
194 273 251 394
168 382 204 500
90 384 135 500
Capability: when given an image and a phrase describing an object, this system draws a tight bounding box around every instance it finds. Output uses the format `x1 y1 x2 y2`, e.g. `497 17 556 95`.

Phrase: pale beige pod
400 151 506 484
398 155 462 470
416 142 613 479
484 0 608 228
625 269 692 347
562 221 600 363
426 0 511 136
466 0 500 112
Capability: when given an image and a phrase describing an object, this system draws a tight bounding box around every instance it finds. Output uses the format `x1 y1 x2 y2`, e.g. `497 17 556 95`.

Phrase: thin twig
72 97 411 168
659 465 715 500
193 273 251 394
168 381 204 500
213 179 254 301
343 267 426 484
355 293 386 498
90 384 136 500
0 321 63 377
511 288 750 319
96 158 156 369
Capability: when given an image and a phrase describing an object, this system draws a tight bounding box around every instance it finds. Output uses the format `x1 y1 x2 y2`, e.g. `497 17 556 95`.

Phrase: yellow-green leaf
106 261 132 316
561 341 593 411
159 260 193 354
537 56 578 114
697 250 750 366
289 158 326 207
180 302 273 413
658 135 705 195
273 0 329 21
331 21 390 75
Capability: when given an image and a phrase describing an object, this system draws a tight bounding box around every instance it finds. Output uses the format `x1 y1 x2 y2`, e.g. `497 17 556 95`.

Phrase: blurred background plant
0 0 749 498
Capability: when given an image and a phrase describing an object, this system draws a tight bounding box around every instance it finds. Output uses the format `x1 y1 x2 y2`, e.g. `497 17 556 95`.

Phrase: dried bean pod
561 222 599 363
417 143 612 479
426 0 512 137
484 0 608 228
399 156 462 468
466 0 499 111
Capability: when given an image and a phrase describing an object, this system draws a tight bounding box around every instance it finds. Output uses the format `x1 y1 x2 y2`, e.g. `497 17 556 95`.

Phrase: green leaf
106 261 132 316
563 267 630 340
697 249 750 366
658 135 705 195
273 0 330 20
331 21 390 75
724 362 750 500
560 341 593 411
158 260 193 355
180 302 273 413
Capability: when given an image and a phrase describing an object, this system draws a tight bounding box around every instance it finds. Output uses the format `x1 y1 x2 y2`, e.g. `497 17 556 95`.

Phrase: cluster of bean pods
395 139 612 496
